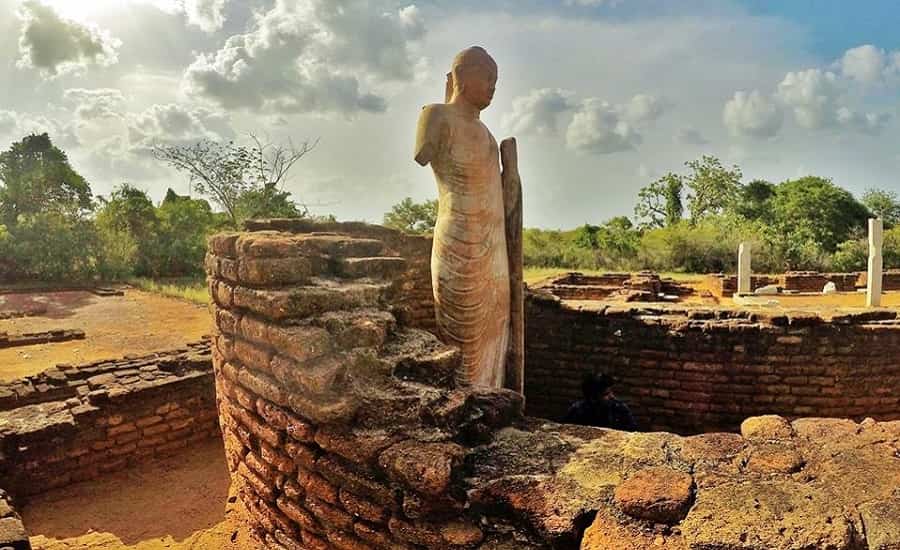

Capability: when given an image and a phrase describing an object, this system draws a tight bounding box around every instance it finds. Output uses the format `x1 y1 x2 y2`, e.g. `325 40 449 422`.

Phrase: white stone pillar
737 242 751 296
867 218 883 308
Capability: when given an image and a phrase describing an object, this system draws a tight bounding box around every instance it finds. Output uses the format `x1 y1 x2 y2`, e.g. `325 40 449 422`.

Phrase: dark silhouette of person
563 372 637 431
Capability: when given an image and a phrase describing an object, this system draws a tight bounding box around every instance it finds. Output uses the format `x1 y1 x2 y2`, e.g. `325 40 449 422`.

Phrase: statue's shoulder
418 103 451 125
415 104 451 166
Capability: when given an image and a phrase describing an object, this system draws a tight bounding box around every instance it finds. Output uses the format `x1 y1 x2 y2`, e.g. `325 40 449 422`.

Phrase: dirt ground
0 289 212 381
24 438 253 550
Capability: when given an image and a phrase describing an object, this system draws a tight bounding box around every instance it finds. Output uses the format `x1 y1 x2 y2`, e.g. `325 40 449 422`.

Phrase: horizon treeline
385 155 900 274
2 132 899 283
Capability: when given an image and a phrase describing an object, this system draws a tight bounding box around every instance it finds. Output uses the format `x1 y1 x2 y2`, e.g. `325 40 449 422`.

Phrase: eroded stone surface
207 221 900 550
613 467 693 524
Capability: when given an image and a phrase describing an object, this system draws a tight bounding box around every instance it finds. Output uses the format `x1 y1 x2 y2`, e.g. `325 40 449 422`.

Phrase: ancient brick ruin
204 219 900 550
0 328 85 349
0 341 218 549
525 295 900 431
706 269 900 297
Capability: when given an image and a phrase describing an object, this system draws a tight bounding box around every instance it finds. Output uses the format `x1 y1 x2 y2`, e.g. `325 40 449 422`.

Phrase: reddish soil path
0 290 212 381
24 439 253 550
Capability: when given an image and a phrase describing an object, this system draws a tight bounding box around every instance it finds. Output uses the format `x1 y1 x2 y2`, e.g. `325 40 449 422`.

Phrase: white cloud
0 109 79 148
64 88 126 120
126 103 234 153
675 126 709 145
836 107 891 136
776 68 841 130
565 98 642 154
840 45 886 85
505 90 666 151
16 0 120 77
182 0 426 116
184 0 227 33
723 90 783 138
0 111 17 135
502 88 576 135
621 94 669 126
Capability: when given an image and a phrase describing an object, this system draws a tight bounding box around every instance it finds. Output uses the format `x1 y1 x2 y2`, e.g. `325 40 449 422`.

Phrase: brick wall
242 219 437 333
705 274 780 297
205 221 539 549
525 293 900 433
0 341 218 498
781 271 860 292
0 328 85 349
205 220 900 550
0 489 27 549
859 269 900 290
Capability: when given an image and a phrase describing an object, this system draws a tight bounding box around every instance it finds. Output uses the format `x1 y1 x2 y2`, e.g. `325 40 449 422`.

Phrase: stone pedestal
867 218 883 308
737 242 751 296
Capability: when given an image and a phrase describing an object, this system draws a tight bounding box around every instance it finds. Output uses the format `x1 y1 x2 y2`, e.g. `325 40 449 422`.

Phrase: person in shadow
563 372 637 431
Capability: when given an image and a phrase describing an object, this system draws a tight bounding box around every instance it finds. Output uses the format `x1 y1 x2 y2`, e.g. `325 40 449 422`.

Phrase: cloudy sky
1 0 899 228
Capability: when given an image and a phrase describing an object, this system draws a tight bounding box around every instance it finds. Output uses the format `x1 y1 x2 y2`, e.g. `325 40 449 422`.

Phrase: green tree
7 212 99 280
634 173 683 228
861 188 900 228
573 223 601 249
383 197 438 234
95 184 159 276
683 155 743 224
770 176 870 252
153 135 315 227
733 179 776 222
831 238 868 272
0 133 93 226
234 186 305 222
154 194 215 276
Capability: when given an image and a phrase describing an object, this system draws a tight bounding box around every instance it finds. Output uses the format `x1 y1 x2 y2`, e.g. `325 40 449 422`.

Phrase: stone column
737 242 751 296
867 218 884 307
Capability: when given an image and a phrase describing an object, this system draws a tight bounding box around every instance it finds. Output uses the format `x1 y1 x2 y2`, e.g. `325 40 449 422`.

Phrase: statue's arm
414 105 443 166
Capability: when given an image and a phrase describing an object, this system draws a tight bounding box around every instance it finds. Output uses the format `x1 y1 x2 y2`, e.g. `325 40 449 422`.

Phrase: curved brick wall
526 293 900 433
206 220 900 550
205 222 532 549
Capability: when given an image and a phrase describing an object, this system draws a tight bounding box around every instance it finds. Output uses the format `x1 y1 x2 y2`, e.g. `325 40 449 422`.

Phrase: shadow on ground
0 291 97 320
22 438 249 549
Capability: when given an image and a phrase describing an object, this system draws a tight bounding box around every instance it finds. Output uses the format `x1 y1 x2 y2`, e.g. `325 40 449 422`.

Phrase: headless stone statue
414 47 521 388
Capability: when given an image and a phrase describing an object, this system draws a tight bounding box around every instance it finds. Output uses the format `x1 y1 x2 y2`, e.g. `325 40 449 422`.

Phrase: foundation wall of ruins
205 221 540 549
525 294 900 433
0 342 218 499
205 220 900 550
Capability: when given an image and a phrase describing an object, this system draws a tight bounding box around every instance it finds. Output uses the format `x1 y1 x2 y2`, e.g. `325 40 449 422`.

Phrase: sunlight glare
37 0 181 23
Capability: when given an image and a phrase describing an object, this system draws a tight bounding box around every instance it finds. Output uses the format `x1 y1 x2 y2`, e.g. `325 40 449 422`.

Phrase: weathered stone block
335 256 406 279
233 336 272 371
234 283 390 321
340 490 389 524
740 415 794 441
379 441 465 496
267 325 332 364
276 496 321 534
208 232 240 258
306 496 354 532
861 497 900 550
239 256 316 286
681 481 855 549
613 467 693 524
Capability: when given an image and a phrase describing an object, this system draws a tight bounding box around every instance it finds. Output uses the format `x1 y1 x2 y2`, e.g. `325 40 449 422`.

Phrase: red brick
276 496 321 534
340 490 388 524
306 497 353 532
299 471 339 504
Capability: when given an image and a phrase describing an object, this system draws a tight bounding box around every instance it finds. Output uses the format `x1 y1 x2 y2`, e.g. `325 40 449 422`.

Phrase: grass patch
129 277 209 305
